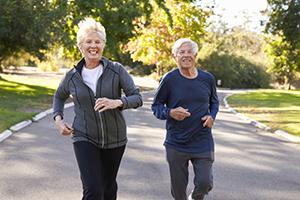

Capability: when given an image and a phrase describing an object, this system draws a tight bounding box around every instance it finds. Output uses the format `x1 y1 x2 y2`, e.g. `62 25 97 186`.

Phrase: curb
0 130 13 142
223 93 300 143
0 102 74 143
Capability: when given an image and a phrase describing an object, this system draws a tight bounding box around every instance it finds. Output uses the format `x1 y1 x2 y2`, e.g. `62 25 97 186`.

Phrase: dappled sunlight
0 74 61 90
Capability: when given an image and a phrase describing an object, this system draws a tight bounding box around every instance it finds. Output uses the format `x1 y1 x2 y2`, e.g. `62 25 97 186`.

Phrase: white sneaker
188 193 194 200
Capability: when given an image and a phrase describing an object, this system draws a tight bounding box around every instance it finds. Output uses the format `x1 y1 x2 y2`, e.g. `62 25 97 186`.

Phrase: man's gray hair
172 38 198 56
76 17 106 48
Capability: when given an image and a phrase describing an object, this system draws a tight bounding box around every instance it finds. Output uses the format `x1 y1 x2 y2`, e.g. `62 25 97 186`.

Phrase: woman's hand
94 97 123 112
55 116 74 136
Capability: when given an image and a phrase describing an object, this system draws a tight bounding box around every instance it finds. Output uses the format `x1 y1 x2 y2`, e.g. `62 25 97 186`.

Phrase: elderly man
151 38 219 200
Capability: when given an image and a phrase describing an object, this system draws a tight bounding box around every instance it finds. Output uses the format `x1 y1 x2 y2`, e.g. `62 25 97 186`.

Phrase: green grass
227 89 300 136
0 74 61 132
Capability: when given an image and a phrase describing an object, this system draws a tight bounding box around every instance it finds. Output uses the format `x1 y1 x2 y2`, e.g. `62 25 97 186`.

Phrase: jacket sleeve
209 74 219 120
52 73 71 120
119 65 143 110
151 76 170 120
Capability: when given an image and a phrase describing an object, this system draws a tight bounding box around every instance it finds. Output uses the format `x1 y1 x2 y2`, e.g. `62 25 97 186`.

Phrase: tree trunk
156 64 161 77
0 60 3 73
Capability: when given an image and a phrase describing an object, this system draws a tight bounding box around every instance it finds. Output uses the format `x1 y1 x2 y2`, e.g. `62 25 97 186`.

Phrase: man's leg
102 145 126 200
190 152 214 200
166 147 190 200
73 141 103 200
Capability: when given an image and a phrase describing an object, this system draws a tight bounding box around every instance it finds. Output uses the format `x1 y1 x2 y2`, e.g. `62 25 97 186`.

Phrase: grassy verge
227 89 300 137
0 72 157 133
0 74 61 132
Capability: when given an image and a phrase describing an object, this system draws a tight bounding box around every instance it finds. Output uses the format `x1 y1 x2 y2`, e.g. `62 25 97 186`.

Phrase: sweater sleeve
52 73 71 120
151 76 171 120
119 65 143 110
209 74 219 120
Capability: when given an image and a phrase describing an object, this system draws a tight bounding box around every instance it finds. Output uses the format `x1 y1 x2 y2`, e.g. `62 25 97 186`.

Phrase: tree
266 36 299 89
199 28 271 88
58 0 191 63
266 0 300 49
124 0 209 76
265 0 300 88
0 0 66 71
0 0 184 71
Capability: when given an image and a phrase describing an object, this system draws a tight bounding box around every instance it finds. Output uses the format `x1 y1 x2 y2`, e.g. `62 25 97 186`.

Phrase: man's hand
169 107 191 121
55 116 74 136
94 97 123 112
201 115 214 128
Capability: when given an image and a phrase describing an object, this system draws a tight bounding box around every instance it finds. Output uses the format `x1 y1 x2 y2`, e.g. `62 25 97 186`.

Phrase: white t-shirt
82 64 103 95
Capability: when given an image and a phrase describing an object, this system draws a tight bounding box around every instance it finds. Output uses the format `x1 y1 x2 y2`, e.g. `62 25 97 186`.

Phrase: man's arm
151 77 170 120
209 75 219 120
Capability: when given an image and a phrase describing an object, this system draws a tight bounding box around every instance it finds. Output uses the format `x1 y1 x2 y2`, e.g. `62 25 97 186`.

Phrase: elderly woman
53 18 142 200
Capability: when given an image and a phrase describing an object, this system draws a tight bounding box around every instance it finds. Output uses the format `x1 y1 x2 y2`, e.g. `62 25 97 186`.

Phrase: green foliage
0 0 200 72
1 51 36 69
0 0 66 70
199 29 271 88
59 0 178 62
200 52 270 88
124 0 210 76
265 36 300 88
266 0 300 49
265 0 300 89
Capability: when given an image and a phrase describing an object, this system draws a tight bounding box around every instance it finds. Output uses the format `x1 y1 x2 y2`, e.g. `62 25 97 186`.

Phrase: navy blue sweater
151 68 219 153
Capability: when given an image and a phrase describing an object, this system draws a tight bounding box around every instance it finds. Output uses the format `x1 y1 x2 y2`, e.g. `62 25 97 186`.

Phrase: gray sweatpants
165 147 214 200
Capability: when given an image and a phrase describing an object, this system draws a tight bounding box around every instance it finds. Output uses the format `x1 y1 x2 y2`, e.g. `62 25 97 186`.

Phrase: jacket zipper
75 71 105 147
95 67 106 148
98 111 105 148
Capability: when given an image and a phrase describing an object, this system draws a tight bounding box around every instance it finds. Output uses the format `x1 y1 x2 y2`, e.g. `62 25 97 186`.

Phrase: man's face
174 43 197 69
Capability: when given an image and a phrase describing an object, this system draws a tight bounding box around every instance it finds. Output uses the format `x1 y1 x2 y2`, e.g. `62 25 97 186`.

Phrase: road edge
0 102 74 143
0 89 156 144
223 93 300 143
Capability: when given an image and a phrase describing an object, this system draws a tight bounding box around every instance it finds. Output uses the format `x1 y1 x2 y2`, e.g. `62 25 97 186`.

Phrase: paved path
1 90 300 200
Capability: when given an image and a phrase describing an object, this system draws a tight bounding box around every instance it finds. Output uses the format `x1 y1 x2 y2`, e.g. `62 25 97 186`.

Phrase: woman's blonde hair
76 17 106 48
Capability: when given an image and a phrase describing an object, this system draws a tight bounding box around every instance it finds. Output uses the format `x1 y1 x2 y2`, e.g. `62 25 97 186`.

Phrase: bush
200 52 270 88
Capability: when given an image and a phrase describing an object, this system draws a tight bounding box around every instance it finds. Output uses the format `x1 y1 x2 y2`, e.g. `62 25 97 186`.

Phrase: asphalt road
0 90 300 200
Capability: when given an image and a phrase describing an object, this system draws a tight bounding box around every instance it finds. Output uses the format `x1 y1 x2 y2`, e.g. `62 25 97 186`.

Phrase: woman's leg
101 145 126 200
73 141 103 200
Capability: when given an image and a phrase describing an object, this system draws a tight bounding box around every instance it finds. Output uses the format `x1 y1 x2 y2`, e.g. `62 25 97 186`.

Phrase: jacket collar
74 57 109 75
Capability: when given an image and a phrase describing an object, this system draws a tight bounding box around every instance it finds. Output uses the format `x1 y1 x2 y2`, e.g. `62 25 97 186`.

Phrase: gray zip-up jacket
53 57 143 149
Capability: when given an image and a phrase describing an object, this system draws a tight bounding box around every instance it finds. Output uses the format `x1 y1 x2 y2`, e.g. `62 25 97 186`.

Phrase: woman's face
80 32 105 65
